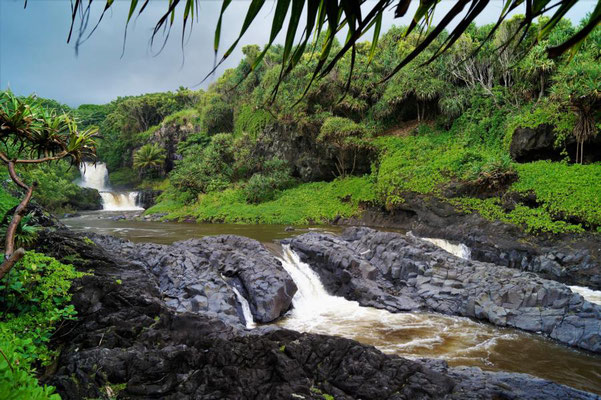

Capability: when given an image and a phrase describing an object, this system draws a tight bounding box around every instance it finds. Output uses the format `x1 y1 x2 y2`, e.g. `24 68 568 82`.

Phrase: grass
513 161 601 229
147 176 375 224
372 123 600 234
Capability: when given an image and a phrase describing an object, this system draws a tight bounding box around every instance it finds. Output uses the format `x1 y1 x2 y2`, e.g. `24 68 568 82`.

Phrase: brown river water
62 211 601 395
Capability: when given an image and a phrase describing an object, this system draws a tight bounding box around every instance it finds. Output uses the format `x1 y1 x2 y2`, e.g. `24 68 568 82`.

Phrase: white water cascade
276 245 516 360
78 162 143 211
569 286 601 305
232 287 256 329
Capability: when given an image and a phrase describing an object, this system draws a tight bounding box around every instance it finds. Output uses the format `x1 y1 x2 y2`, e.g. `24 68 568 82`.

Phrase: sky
0 0 595 107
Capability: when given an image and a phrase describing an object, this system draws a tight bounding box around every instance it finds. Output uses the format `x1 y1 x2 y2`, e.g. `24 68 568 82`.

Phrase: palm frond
59 0 601 98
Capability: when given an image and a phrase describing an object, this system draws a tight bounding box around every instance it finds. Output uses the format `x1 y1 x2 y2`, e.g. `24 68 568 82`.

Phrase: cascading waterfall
276 246 601 392
232 287 256 329
276 245 515 359
78 162 143 211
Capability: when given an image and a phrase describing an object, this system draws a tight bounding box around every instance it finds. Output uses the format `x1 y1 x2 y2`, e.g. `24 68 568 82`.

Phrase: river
61 210 601 395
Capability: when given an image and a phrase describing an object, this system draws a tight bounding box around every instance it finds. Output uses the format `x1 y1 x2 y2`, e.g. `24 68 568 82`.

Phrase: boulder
88 233 297 324
136 189 162 209
67 186 103 211
510 124 559 162
338 192 601 290
510 123 601 163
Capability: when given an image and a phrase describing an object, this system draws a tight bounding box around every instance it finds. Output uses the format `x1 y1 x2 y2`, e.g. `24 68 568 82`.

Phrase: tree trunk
0 162 36 281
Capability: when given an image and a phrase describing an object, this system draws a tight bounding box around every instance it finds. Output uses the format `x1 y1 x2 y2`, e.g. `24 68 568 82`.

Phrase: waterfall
232 287 256 329
78 162 143 211
78 162 109 190
276 245 517 361
421 237 471 260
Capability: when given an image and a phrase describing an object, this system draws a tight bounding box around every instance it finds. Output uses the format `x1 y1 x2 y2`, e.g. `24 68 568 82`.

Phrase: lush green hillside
10 16 601 234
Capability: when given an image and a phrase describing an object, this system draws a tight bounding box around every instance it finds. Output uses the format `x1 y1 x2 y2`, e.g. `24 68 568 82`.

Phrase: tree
62 1 601 99
0 91 97 280
318 117 370 177
551 58 601 163
133 143 166 177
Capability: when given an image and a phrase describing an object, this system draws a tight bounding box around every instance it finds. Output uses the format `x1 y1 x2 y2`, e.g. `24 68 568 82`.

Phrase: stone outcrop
510 123 601 163
255 122 371 182
510 123 560 162
35 229 598 399
87 233 297 324
68 186 103 211
287 227 601 354
340 193 601 290
136 189 162 209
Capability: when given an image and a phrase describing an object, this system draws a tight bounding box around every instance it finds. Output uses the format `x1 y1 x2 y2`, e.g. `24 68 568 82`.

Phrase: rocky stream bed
32 224 601 399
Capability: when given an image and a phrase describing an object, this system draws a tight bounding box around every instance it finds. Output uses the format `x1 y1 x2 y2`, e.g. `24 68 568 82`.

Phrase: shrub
201 94 234 135
109 168 140 188
0 252 83 399
170 133 235 200
318 117 371 177
243 158 296 203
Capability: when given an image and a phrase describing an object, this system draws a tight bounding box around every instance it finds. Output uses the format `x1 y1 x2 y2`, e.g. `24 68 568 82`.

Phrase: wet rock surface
287 227 601 354
31 228 598 399
136 189 163 209
340 193 601 290
88 233 297 324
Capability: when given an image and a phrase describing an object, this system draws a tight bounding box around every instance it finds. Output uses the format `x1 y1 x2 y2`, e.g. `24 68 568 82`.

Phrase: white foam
232 287 256 329
277 246 504 361
422 237 471 260
570 285 601 305
78 162 142 211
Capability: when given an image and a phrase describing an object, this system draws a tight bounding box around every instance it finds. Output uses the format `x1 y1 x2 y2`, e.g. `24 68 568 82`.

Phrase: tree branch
0 248 25 282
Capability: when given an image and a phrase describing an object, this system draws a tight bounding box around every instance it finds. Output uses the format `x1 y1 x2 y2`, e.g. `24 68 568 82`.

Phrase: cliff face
254 121 371 182
147 116 200 174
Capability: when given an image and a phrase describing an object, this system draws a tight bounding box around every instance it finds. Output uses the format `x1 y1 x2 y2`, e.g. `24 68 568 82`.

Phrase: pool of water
62 211 341 244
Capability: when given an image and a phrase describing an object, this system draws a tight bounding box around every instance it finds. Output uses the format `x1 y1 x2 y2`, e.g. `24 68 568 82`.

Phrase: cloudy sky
0 1 594 106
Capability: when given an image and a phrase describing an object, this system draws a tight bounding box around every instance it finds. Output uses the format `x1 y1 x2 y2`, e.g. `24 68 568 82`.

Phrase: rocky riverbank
287 227 601 353
338 192 601 290
32 227 601 399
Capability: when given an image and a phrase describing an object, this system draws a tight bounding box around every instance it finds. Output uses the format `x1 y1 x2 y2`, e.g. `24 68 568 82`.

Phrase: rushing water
570 286 601 305
61 212 601 395
276 245 601 395
78 162 143 211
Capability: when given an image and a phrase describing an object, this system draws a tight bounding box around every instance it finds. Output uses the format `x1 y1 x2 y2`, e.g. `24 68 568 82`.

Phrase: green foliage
151 176 375 224
0 187 18 221
108 168 139 188
512 161 601 229
16 161 83 212
200 93 234 135
243 158 295 203
170 133 235 200
453 197 584 234
133 144 166 176
504 100 575 151
234 105 274 138
319 117 371 177
96 90 201 170
0 214 39 248
0 252 82 399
